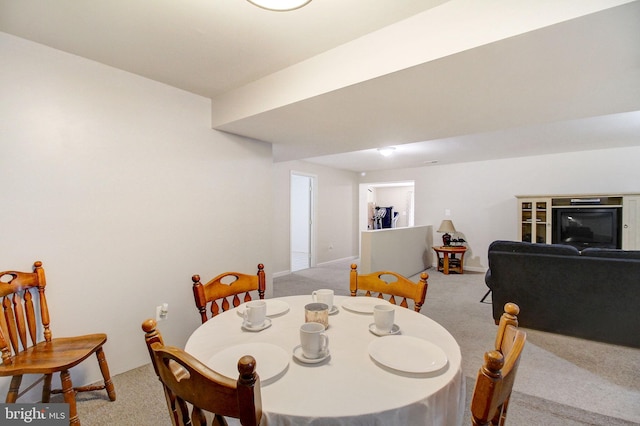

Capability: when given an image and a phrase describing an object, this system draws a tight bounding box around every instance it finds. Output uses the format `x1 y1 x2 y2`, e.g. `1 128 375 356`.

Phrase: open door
291 173 315 272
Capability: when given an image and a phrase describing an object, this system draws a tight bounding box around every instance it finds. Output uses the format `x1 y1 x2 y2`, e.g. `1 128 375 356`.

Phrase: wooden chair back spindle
494 302 519 353
0 262 51 360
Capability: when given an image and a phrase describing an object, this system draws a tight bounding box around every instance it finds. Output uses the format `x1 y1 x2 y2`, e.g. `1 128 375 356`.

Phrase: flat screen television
553 207 621 249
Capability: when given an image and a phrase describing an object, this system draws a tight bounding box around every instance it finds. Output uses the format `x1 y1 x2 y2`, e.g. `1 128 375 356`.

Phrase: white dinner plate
236 299 290 318
368 336 447 373
207 343 289 384
341 297 390 314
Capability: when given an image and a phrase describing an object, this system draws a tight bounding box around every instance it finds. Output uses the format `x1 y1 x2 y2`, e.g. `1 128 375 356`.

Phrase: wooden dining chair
470 302 527 426
142 319 262 426
192 264 266 323
349 264 428 312
0 261 116 426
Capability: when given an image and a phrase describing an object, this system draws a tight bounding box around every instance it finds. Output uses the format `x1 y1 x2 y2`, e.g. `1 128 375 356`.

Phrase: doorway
358 181 415 253
291 172 316 272
359 181 415 231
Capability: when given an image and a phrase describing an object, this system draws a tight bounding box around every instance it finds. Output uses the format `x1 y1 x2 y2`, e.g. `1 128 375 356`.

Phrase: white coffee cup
373 304 395 334
300 322 329 359
312 289 334 310
243 300 267 328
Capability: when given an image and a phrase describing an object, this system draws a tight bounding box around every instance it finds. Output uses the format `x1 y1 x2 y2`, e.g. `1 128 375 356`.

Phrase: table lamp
437 220 456 246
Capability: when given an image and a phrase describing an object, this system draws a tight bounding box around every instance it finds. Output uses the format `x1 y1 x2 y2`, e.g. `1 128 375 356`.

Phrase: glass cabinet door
534 201 548 243
519 198 550 244
520 201 533 242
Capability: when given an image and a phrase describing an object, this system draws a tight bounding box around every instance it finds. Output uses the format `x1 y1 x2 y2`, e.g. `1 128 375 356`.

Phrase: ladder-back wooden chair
349 264 428 312
192 264 266 323
0 261 116 426
142 319 262 426
470 302 527 426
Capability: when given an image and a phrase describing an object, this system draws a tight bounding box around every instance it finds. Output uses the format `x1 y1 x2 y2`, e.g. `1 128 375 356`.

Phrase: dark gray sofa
485 240 640 348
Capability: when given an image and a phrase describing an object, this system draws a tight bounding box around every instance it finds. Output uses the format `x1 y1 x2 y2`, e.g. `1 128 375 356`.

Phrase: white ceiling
2 0 639 172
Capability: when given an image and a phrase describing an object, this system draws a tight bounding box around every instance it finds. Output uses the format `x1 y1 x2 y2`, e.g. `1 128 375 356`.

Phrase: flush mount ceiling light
247 0 312 11
377 147 396 157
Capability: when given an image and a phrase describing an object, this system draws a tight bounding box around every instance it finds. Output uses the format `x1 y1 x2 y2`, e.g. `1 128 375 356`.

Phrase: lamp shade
437 220 456 234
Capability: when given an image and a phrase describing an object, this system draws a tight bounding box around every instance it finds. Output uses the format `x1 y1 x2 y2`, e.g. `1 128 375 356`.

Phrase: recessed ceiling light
247 0 312 11
377 147 396 157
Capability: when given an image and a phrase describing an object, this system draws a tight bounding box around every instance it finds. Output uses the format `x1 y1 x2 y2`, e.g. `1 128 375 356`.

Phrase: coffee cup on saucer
300 322 329 359
312 289 334 312
373 304 395 334
243 300 267 329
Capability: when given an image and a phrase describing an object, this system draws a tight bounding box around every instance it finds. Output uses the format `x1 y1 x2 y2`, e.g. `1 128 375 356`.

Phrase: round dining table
185 295 465 426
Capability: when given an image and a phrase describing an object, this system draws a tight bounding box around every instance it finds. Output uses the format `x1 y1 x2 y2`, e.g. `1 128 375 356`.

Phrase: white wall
374 185 414 228
360 225 432 276
0 32 273 398
361 146 640 271
272 160 359 275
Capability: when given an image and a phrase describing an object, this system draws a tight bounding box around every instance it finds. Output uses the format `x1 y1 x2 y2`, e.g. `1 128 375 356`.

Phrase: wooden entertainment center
516 193 640 250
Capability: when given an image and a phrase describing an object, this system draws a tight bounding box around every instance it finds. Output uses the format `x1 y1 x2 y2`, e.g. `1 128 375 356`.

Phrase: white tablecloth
185 295 465 426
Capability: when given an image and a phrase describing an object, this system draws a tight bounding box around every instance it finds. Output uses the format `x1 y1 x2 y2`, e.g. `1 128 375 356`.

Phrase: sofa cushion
488 240 580 256
580 247 640 259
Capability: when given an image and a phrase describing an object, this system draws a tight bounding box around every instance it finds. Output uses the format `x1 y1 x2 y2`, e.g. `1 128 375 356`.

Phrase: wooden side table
432 246 467 274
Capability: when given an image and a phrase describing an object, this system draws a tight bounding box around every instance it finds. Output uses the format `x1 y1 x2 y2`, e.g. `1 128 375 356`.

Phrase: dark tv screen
553 208 621 249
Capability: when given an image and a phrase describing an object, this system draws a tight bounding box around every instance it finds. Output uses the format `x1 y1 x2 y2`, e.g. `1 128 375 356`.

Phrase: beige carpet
68 259 640 425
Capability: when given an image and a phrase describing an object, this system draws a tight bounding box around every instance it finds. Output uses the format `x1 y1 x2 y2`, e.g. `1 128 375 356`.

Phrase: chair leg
96 347 116 401
60 370 80 426
480 289 492 303
42 374 53 403
6 375 22 403
213 414 227 426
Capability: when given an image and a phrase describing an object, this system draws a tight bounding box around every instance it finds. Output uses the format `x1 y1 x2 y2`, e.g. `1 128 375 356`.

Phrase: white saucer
237 300 290 318
241 318 272 332
328 305 339 315
292 345 330 364
369 323 401 336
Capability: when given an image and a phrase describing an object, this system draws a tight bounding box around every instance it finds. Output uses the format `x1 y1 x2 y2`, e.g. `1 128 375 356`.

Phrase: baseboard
274 256 358 278
315 256 358 268
464 266 488 273
430 264 488 274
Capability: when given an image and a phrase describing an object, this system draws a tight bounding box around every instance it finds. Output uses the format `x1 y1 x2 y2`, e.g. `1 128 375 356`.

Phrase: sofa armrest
484 269 493 289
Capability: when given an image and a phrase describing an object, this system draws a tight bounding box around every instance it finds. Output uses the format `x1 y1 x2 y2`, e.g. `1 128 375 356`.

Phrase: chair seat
0 334 107 376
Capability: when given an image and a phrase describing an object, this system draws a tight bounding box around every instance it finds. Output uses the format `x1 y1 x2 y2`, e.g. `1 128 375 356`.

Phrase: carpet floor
69 258 640 425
